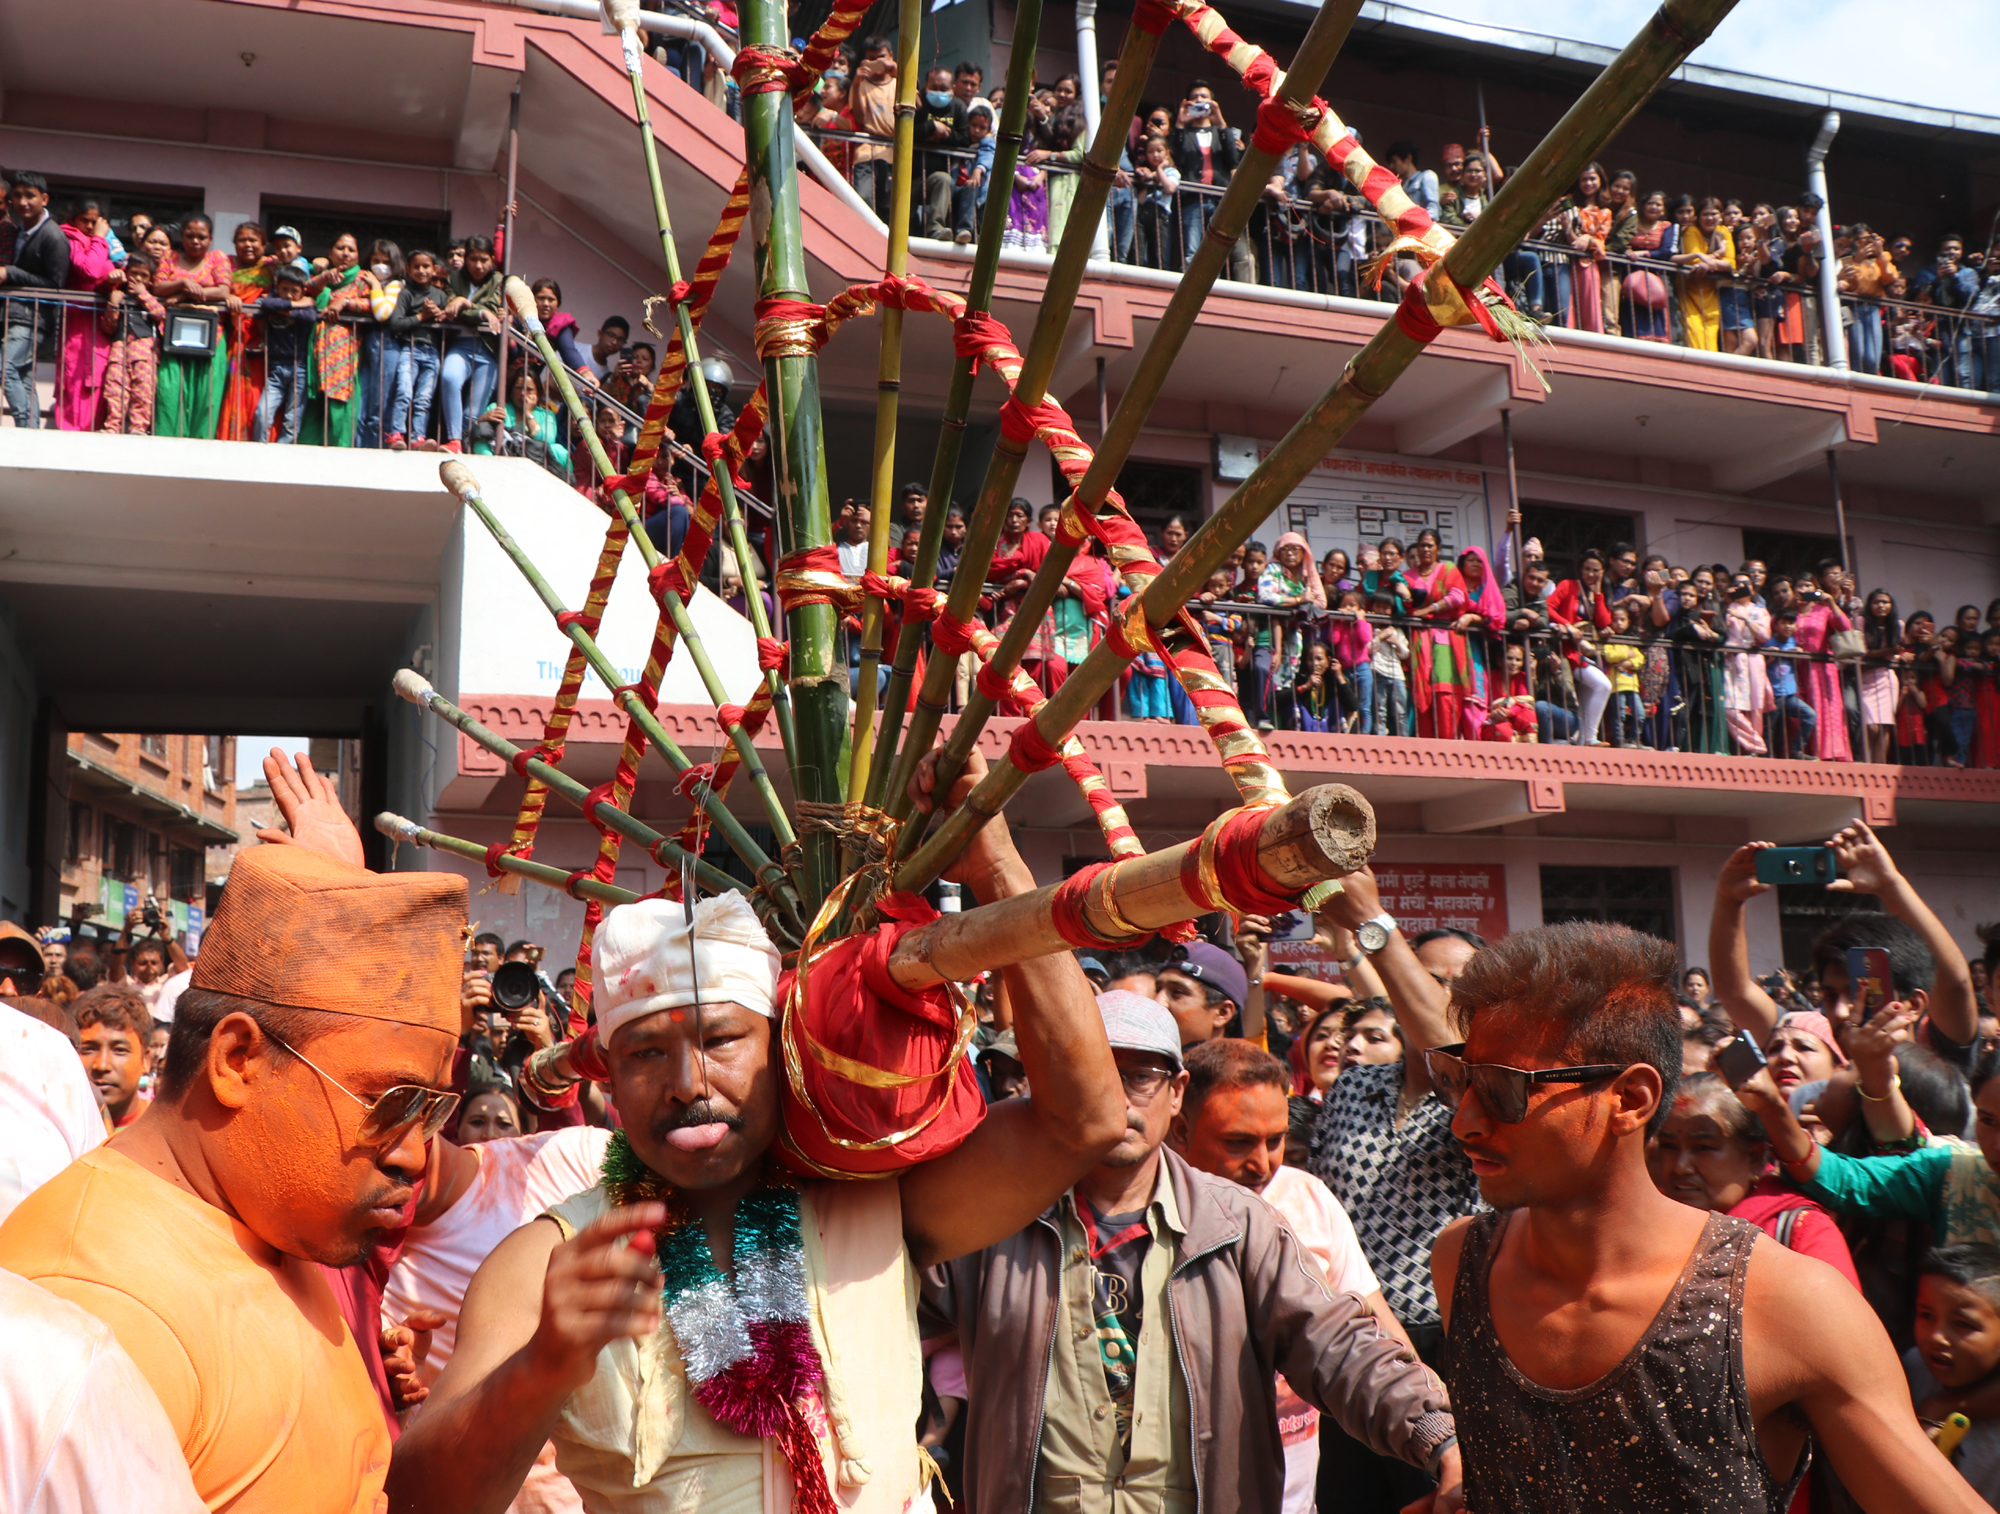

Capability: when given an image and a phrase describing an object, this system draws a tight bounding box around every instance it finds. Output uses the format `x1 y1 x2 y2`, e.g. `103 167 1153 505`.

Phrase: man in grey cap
923 992 1463 1512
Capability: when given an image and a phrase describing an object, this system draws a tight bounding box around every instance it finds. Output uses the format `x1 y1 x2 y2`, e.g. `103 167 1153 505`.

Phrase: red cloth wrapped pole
775 889 984 1178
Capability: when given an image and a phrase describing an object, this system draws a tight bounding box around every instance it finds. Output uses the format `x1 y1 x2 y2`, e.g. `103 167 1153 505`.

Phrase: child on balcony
1197 568 1244 691
1323 586 1373 733
385 250 446 450
1366 589 1409 737
1762 610 1815 759
98 251 167 435
1602 600 1646 746
252 259 318 444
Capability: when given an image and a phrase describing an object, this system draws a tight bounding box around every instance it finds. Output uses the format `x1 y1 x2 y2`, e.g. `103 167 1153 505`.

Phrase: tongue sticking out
665 1123 730 1152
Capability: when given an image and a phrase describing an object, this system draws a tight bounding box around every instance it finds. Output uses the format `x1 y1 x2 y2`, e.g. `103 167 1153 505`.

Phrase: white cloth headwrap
592 890 781 1046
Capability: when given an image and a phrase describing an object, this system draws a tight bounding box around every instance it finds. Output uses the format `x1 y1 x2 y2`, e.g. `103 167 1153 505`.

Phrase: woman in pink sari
1793 558 1853 761
53 205 115 430
1402 529 1469 738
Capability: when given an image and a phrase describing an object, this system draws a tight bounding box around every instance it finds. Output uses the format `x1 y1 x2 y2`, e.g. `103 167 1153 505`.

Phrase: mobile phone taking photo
1847 946 1893 1024
1713 1029 1766 1091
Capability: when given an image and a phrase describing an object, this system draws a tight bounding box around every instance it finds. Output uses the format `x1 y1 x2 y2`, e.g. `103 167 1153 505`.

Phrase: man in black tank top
1427 921 1983 1514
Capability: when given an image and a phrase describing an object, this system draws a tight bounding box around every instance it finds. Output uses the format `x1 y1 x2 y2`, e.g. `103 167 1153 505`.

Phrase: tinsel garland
600 1132 839 1514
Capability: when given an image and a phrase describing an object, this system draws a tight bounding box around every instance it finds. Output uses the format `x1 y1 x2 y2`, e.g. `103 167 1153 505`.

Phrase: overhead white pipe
1074 0 1111 262
1805 109 1846 373
485 0 887 232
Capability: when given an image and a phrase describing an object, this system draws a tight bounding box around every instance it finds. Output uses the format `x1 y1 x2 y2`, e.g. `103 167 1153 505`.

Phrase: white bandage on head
592 890 782 1046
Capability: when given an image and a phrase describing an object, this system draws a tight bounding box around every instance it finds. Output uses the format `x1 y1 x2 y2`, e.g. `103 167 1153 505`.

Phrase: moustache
654 1100 746 1140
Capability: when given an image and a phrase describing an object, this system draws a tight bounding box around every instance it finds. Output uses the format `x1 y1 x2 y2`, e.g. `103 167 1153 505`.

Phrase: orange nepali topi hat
191 845 466 1033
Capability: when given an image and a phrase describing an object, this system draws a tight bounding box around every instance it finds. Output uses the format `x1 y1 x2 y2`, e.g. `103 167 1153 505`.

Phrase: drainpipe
484 0 884 231
1806 110 1846 372
1074 0 1111 262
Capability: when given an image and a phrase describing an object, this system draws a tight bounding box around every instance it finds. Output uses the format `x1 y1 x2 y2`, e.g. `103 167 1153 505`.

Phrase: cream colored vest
544 1178 930 1514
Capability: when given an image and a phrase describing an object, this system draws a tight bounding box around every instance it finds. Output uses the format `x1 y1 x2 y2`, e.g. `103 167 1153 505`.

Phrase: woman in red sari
1401 528 1469 738
1792 557 1853 762
217 221 270 441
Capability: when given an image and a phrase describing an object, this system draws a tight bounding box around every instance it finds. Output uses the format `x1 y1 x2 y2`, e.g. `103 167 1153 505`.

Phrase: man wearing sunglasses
0 768 468 1514
1429 921 1982 1513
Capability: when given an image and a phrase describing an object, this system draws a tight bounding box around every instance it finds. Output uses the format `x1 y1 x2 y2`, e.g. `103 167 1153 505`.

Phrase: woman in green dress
299 232 364 446
152 216 233 438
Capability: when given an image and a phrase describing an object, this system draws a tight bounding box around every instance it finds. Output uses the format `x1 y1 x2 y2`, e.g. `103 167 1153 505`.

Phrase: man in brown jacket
848 36 898 224
923 992 1463 1513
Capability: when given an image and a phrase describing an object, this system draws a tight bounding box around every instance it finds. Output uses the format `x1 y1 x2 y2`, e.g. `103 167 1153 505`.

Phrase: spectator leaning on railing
1 171 71 429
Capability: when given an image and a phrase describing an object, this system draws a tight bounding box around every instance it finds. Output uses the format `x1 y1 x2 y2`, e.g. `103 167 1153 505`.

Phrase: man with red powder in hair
0 752 467 1513
1428 920 1984 1512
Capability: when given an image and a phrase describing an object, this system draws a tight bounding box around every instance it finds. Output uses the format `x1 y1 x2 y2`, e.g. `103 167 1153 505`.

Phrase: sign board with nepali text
1266 862 1509 981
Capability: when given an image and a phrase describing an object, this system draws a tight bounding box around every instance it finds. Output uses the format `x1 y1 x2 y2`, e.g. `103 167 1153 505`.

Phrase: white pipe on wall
1806 110 1846 373
1074 0 1111 262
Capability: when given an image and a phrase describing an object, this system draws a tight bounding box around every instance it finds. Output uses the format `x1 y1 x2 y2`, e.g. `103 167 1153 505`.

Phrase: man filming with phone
1708 820 1979 1072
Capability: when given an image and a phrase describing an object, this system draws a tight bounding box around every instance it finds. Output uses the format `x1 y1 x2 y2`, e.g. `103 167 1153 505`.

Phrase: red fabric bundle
775 892 985 1178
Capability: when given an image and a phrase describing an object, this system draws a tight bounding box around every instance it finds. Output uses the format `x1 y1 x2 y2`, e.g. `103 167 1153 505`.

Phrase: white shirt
384 1127 610 1374
0 1008 105 1224
152 968 192 1024
0 1267 206 1514
837 537 871 580
1257 1163 1381 1514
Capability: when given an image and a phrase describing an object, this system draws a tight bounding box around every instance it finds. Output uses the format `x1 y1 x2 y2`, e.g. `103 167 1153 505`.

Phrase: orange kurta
0 1147 390 1513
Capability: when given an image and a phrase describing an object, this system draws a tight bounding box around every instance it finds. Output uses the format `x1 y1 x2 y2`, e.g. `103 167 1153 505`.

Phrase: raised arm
1315 867 1453 1097
897 746 1125 1268
1709 843 1786 1042
386 1204 667 1514
1826 820 1977 1049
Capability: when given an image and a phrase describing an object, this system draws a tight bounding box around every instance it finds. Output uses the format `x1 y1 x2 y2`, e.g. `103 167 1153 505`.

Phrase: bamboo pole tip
1257 783 1377 889
392 668 436 706
503 276 541 325
602 0 643 30
374 811 423 842
439 458 480 503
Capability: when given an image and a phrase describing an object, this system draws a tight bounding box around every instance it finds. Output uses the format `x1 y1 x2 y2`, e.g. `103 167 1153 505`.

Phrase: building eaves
66 750 240 849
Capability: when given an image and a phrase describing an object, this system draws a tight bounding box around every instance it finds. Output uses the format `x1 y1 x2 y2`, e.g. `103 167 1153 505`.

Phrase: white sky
235 736 312 789
1398 0 1995 118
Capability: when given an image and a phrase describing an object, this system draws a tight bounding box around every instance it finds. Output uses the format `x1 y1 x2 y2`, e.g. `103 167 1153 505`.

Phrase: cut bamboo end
374 811 425 844
392 668 436 706
503 275 542 328
439 458 479 504
885 784 1374 990
602 0 642 29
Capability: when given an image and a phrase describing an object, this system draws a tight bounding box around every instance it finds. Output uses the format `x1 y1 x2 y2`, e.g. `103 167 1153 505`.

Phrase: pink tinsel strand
691 1320 824 1439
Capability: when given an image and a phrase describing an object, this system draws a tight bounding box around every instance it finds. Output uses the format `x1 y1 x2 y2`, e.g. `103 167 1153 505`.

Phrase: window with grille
1539 865 1677 944
139 735 168 760
66 803 91 866
171 848 202 901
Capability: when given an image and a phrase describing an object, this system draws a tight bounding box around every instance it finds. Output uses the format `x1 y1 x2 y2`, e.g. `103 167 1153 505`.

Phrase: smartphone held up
1753 846 1839 887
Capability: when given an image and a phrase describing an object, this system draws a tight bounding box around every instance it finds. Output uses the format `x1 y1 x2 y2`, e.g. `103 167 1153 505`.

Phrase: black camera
142 894 166 933
490 960 544 1011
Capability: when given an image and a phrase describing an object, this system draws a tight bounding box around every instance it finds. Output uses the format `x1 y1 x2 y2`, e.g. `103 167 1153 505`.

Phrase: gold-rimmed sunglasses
267 1033 459 1143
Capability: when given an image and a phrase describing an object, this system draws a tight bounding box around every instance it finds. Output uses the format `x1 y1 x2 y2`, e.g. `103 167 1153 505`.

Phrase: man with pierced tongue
389 751 1125 1514
0 825 467 1512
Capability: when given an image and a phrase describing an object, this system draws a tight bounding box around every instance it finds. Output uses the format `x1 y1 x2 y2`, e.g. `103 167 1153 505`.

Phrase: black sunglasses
1423 1043 1626 1124
0 956 45 993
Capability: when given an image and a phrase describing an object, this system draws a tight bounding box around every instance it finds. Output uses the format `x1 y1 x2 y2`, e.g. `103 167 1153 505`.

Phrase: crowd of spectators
837 484 2000 769
787 52 2000 381
6 785 2000 1508
0 171 675 461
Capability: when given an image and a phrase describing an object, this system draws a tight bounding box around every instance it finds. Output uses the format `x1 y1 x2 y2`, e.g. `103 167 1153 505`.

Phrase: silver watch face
1357 919 1390 953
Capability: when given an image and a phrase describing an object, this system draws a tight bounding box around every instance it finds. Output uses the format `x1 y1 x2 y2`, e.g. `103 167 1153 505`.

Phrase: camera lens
490 961 541 1011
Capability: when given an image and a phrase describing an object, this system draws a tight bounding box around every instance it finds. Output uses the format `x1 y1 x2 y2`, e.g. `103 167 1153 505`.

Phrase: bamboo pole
501 281 800 860
376 812 641 909
438 459 800 914
860 0 1049 811
915 0 1366 815
387 668 784 933
742 0 845 908
845 0 923 805
608 1 798 772
886 783 1373 988
877 10 1175 825
896 0 1741 891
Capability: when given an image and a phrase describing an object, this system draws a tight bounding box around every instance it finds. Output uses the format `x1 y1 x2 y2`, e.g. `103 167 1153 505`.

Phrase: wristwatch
1355 912 1398 954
